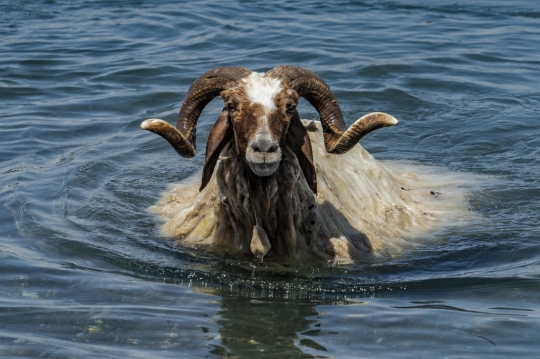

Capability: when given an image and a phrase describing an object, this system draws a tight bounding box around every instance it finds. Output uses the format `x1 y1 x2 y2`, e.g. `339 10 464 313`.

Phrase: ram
141 65 465 263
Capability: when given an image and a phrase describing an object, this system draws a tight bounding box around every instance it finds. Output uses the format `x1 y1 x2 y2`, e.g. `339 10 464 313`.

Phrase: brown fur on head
201 73 315 192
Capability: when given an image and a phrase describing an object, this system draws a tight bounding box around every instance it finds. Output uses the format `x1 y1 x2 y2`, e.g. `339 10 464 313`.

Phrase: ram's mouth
246 150 282 177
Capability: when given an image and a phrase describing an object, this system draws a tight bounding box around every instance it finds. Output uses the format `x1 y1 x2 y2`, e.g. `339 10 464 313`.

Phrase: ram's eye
286 103 297 113
227 103 237 111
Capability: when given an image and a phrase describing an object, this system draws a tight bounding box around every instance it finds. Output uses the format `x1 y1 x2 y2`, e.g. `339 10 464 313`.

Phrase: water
1 0 539 357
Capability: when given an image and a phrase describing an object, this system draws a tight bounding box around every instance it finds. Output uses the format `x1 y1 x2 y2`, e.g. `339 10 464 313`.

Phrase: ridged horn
266 65 398 154
141 66 251 157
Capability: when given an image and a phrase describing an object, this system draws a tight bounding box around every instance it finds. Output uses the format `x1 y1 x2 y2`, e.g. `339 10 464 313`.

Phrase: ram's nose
250 136 279 154
246 135 282 177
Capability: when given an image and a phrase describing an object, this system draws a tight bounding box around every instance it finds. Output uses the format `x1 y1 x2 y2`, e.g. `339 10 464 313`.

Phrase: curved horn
141 66 251 157
266 65 398 154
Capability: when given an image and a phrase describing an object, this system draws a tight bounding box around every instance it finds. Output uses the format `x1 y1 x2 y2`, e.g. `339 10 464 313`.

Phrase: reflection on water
211 294 321 357
2 260 538 358
199 278 539 358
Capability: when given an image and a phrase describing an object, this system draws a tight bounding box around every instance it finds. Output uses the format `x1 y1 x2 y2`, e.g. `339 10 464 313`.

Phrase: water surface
1 0 539 357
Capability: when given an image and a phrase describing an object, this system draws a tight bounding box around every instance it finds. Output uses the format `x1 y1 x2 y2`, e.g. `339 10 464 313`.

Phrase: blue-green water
1 0 539 357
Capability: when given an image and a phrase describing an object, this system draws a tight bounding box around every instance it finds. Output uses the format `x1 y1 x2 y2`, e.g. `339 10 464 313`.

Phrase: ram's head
141 65 398 193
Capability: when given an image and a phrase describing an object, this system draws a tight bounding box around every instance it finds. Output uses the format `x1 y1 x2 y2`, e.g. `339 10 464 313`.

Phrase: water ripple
1 0 540 357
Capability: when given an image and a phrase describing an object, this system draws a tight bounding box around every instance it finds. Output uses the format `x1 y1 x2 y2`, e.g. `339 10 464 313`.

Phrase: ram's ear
287 114 317 193
200 111 232 191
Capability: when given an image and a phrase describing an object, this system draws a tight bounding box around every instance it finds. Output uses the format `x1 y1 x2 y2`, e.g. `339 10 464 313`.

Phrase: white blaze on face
243 72 282 115
242 72 284 176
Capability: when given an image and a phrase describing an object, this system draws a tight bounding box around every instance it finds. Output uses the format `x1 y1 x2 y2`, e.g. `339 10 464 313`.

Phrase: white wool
149 121 484 264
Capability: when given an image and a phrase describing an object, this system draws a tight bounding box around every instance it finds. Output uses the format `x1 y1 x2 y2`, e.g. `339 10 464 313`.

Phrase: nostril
251 137 278 154
251 143 260 152
251 143 262 152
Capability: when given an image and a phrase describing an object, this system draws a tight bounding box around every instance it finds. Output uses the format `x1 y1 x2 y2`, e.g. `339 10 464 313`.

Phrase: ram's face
222 73 299 177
